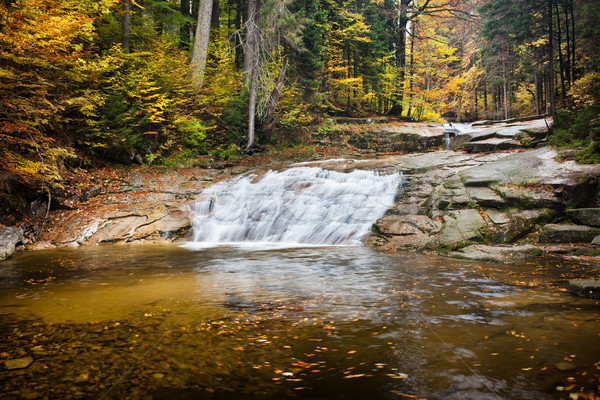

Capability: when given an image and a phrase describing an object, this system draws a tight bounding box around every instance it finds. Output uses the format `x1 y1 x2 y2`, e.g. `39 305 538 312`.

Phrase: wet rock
0 225 23 260
463 138 522 153
568 280 600 299
555 361 576 371
88 216 148 244
450 244 543 262
538 224 600 243
427 209 486 247
566 208 600 227
466 187 506 207
490 209 556 243
5 356 34 370
485 209 510 225
497 185 562 209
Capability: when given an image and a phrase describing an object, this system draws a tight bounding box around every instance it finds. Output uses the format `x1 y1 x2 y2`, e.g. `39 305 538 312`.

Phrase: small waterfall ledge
189 166 401 246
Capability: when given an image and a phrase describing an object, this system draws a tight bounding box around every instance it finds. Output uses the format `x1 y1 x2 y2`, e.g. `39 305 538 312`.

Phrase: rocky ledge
12 166 248 254
369 147 600 265
1 117 600 270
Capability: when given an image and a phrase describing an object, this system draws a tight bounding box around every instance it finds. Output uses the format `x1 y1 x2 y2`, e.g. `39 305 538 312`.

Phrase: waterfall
189 166 401 247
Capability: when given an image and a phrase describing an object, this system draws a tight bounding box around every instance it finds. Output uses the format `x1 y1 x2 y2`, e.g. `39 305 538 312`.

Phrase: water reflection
0 244 598 399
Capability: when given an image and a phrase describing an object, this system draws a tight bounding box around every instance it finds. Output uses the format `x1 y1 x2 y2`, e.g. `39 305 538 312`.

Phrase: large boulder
538 224 600 243
0 225 23 260
568 280 600 298
566 208 600 227
427 209 487 247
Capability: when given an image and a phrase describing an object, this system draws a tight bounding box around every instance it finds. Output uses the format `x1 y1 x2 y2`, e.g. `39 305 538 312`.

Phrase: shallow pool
0 244 599 399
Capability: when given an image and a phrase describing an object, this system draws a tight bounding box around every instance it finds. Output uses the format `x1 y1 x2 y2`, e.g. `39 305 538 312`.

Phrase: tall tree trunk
562 0 571 85
234 0 243 67
406 20 416 118
211 0 220 30
534 73 541 115
389 0 410 116
243 0 260 83
263 59 288 132
244 0 261 152
190 0 214 87
569 0 576 80
483 82 488 119
122 0 131 53
547 0 556 115
555 2 567 107
474 88 478 120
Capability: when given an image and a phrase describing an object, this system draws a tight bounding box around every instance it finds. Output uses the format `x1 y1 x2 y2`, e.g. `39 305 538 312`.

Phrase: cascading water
190 166 401 246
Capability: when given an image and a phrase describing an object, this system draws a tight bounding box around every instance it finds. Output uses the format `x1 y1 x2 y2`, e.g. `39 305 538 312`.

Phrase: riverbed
1 244 599 399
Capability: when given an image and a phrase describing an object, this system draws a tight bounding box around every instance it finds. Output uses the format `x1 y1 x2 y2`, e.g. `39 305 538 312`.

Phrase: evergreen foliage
0 0 599 191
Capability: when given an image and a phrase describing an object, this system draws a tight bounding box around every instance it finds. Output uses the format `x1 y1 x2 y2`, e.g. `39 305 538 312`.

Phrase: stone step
566 208 600 227
538 223 600 243
568 280 600 299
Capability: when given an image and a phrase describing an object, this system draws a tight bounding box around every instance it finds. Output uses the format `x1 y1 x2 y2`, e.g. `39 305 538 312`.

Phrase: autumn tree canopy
1 0 599 188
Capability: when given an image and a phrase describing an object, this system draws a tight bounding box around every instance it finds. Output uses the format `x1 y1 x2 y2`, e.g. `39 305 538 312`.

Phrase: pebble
5 357 34 370
555 361 576 371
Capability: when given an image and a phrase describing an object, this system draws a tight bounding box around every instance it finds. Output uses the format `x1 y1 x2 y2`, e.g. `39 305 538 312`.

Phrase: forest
1 0 599 191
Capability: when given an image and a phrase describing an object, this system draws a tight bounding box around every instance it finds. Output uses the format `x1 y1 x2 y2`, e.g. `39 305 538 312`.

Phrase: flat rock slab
463 138 522 153
467 187 506 207
459 147 600 187
451 118 551 151
568 280 600 298
539 224 600 243
450 244 543 262
567 208 600 227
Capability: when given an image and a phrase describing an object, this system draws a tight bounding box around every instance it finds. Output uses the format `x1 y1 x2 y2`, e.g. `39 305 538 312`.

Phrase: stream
1 244 599 399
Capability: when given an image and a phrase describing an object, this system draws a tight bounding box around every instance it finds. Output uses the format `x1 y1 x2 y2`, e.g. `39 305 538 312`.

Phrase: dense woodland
1 0 599 191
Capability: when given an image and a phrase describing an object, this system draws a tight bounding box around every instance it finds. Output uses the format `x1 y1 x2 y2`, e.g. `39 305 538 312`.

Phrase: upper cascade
190 166 401 246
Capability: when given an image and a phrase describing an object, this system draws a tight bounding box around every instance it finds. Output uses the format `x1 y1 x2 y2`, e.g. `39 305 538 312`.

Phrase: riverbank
2 118 600 270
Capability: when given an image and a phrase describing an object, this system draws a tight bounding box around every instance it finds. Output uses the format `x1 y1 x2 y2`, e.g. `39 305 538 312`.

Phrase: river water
0 244 599 399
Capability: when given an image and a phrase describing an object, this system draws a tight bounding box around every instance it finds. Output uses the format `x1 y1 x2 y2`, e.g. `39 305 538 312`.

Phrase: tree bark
211 0 220 30
243 0 260 83
264 58 288 129
244 0 261 151
122 0 131 53
190 0 214 87
547 0 555 114
562 0 571 85
555 1 567 107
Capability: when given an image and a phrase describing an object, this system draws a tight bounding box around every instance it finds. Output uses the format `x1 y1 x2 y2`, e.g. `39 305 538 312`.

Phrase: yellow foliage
569 72 600 109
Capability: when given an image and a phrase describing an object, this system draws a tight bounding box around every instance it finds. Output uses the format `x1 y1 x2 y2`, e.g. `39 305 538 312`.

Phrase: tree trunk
122 0 131 53
264 58 288 130
569 0 576 80
234 0 243 67
211 0 220 30
243 0 260 83
562 0 571 85
483 82 488 118
244 0 261 152
190 0 214 87
547 0 555 115
534 73 541 115
388 0 410 116
555 2 567 108
406 20 416 118
247 61 258 151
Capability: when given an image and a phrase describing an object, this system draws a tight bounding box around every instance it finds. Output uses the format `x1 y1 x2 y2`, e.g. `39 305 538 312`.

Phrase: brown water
0 244 599 400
